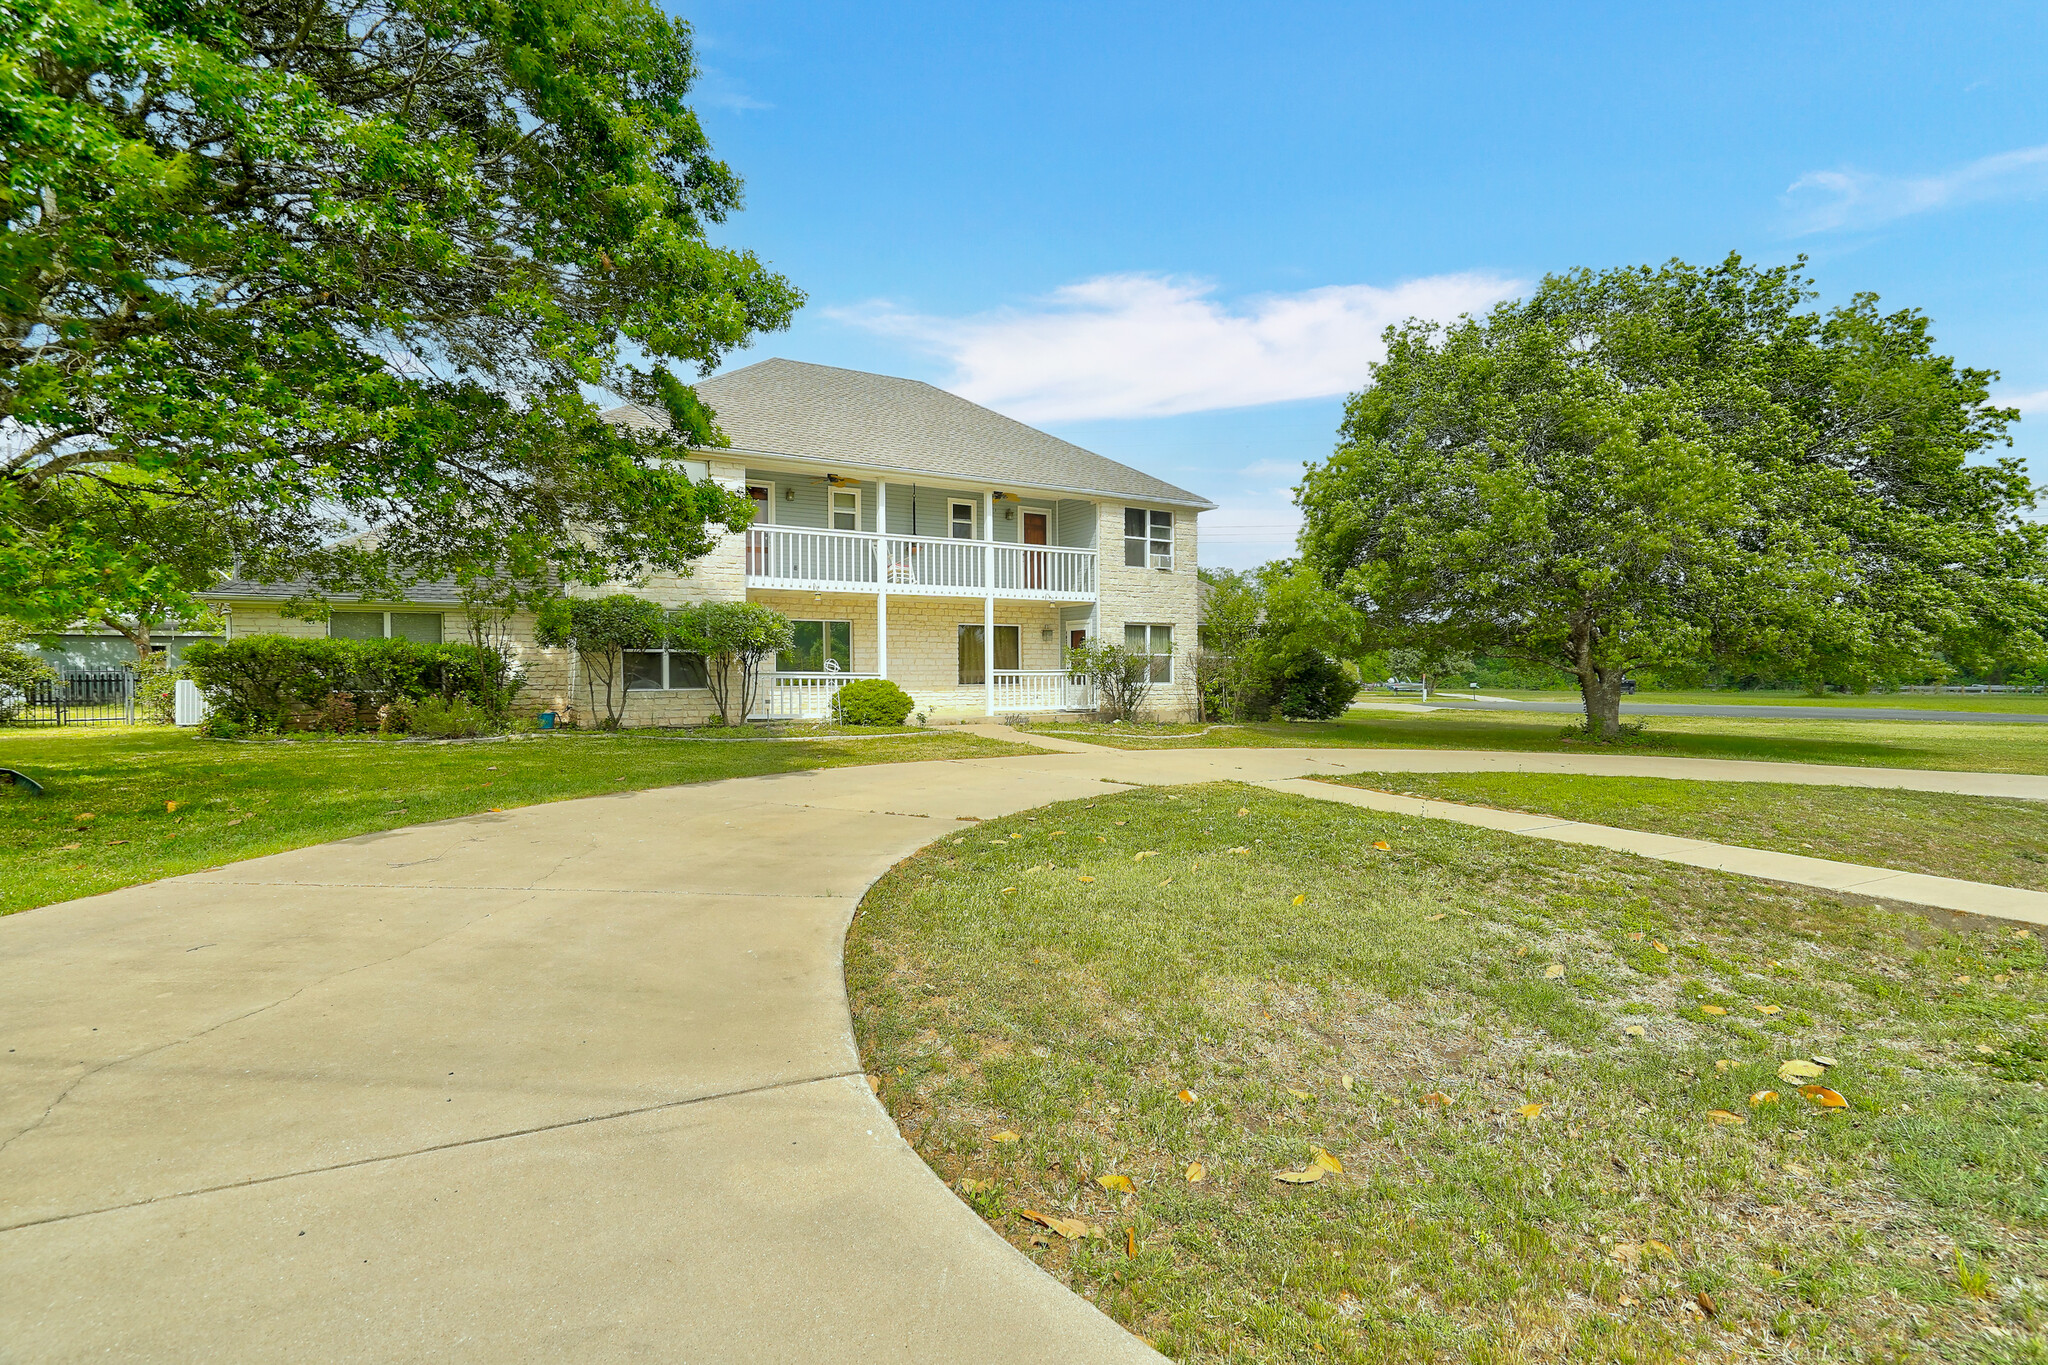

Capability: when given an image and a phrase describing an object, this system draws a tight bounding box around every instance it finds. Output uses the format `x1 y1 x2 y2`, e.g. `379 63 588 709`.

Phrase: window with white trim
1124 508 1174 569
950 500 976 540
958 624 1020 684
830 488 860 531
622 649 709 690
780 620 852 673
1124 623 1173 682
329 610 443 643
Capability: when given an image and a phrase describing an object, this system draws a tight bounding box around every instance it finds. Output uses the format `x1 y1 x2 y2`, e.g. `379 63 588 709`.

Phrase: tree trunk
101 613 153 660
1569 617 1626 739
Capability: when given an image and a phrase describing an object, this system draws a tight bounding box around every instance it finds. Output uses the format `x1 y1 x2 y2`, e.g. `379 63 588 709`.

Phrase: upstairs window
950 501 976 540
1124 509 1174 569
830 488 860 531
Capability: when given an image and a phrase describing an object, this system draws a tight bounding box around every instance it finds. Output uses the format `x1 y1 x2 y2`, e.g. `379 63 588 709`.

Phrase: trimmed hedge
183 636 520 732
833 678 915 726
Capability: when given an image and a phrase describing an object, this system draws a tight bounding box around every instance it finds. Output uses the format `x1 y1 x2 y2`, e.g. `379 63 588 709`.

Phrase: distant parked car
1620 677 1638 695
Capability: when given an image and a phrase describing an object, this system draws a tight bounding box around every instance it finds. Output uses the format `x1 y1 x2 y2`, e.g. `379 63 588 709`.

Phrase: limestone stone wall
1093 505 1202 720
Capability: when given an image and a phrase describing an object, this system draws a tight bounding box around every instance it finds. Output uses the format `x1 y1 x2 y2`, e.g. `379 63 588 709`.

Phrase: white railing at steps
992 671 1095 713
746 526 1096 599
752 671 878 720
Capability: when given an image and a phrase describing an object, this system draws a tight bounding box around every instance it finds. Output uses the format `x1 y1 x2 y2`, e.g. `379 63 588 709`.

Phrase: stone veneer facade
214 456 1205 726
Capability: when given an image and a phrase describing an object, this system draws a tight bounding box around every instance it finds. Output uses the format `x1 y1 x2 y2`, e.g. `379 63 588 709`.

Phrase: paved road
1418 697 2048 724
6 742 2046 1361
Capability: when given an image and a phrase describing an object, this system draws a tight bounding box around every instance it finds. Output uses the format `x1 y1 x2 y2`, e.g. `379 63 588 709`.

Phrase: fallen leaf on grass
1624 1025 1646 1038
1286 1087 1312 1099
1176 1088 1196 1104
1651 941 1669 954
865 1075 881 1093
1132 850 1157 861
1235 807 1249 817
1185 1162 1206 1184
1077 876 1095 884
1273 1165 1325 1185
1695 1290 1717 1318
57 842 81 852
1227 846 1250 855
1543 964 1566 979
1157 877 1173 886
1018 1209 1098 1240
1096 1173 1135 1193
1754 1003 1781 1016
1777 1059 1826 1082
1626 931 1643 941
1810 1054 1838 1067
1700 1005 1727 1015
1125 1227 1138 1258
1340 1074 1354 1092
1714 1059 1735 1073
1420 1092 1452 1108
107 839 127 845
990 1130 1021 1144
1292 894 1307 906
1516 1102 1545 1119
1706 1109 1746 1125
1644 1239 1675 1261
1311 1145 1343 1172
1799 1085 1848 1109
1749 1090 1780 1106
1371 840 1390 851
959 1178 994 1194
75 812 96 823
164 801 178 812
1425 913 1447 922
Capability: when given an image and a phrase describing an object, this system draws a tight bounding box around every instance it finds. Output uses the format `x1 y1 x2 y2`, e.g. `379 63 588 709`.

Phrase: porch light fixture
783 487 795 500
1041 627 1054 641
1004 506 1014 520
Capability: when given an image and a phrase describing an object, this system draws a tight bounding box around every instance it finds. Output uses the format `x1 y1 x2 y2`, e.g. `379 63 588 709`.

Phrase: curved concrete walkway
5 744 2046 1361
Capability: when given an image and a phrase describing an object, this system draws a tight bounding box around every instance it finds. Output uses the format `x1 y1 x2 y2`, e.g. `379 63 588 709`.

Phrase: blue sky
676 1 2048 568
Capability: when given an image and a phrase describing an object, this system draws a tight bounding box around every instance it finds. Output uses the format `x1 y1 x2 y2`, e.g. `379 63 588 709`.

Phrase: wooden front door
1023 512 1048 589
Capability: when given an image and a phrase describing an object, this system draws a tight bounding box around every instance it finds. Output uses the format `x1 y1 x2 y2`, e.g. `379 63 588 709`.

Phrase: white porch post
1088 499 1102 644
876 480 889 681
983 489 996 716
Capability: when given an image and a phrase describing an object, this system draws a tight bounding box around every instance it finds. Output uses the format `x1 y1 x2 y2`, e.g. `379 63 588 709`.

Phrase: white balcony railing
746 526 1096 601
751 671 878 720
992 671 1095 713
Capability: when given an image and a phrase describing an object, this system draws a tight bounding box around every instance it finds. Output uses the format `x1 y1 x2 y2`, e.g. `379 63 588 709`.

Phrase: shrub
0 617 56 725
669 600 794 726
1068 640 1158 721
411 696 496 738
1275 653 1357 719
378 698 416 734
183 636 521 731
833 678 914 726
534 594 667 729
132 652 181 725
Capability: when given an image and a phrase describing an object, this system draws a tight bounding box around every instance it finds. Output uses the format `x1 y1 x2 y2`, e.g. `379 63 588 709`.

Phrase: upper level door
1022 510 1049 589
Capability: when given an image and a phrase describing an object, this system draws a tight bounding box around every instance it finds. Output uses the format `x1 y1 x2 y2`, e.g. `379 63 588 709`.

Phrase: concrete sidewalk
5 743 2045 1360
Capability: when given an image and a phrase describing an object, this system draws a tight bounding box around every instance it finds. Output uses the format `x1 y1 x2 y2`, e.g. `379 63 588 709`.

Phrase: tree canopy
2 0 800 628
1298 255 2045 735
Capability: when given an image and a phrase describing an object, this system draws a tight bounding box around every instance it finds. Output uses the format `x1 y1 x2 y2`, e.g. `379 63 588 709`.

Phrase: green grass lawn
849 783 2047 1363
0 724 1036 916
1424 689 2048 714
1019 711 2048 774
1321 772 2048 892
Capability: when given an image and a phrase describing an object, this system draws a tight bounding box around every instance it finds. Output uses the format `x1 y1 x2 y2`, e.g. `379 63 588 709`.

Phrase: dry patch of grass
848 784 2048 1363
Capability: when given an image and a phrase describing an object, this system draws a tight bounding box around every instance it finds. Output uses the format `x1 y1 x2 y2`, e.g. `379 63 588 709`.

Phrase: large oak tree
2 0 801 627
1298 256 2045 736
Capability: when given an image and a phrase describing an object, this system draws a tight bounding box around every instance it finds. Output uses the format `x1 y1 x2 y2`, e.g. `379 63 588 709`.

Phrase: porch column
984 489 996 716
876 480 889 680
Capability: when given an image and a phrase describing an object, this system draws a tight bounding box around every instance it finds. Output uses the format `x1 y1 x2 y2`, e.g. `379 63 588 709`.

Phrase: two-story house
202 359 1213 723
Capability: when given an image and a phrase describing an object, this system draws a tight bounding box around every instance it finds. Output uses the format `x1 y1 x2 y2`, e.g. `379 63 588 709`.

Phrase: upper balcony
745 525 1096 602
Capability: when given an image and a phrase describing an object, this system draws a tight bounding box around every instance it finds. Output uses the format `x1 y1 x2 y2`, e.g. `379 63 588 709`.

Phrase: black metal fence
10 671 136 726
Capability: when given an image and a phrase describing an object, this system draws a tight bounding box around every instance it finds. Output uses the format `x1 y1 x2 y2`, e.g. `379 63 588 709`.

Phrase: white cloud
1198 503 1305 570
1785 143 2048 234
1999 388 2048 415
831 271 1522 423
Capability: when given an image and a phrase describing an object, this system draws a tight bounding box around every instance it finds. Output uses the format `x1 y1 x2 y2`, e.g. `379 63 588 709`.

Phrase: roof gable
608 358 1213 509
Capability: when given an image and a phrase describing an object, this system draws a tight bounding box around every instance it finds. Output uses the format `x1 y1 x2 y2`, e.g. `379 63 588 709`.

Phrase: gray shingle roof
609 358 1214 509
202 575 468 605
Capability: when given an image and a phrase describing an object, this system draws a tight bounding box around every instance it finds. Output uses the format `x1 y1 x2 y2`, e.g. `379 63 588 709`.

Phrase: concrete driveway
6 744 2047 1360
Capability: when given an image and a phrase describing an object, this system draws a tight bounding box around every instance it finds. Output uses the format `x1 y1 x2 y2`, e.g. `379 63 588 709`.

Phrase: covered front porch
747 589 1097 720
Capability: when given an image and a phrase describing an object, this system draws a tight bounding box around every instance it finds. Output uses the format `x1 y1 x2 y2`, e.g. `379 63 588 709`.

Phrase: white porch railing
752 671 878 720
746 526 1095 601
992 671 1094 713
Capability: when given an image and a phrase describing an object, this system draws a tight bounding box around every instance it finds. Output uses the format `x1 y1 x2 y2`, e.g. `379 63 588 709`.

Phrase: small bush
411 696 497 738
1275 653 1357 720
133 653 181 725
833 678 915 726
378 698 415 734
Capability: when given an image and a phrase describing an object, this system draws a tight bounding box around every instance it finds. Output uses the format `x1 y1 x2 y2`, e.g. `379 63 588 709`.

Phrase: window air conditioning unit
1150 552 1173 570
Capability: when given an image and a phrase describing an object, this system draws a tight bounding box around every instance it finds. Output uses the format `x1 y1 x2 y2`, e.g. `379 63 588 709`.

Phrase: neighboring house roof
607 358 1215 510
